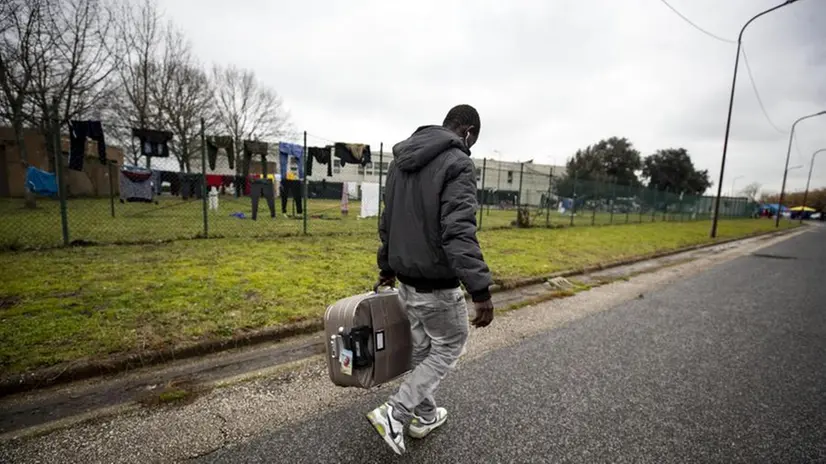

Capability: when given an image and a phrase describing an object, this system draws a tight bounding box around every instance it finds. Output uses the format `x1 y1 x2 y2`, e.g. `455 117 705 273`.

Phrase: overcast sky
158 0 825 195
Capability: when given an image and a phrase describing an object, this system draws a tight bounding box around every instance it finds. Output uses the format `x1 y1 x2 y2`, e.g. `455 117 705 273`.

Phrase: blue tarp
760 203 789 213
25 166 58 197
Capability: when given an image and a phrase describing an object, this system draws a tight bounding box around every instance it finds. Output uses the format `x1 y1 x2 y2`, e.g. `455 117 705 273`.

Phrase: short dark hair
443 104 480 136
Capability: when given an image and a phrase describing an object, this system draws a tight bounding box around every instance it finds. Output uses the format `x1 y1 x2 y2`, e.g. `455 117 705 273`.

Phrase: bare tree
108 0 164 166
211 64 291 174
27 0 118 171
0 0 50 207
741 182 761 202
152 26 213 172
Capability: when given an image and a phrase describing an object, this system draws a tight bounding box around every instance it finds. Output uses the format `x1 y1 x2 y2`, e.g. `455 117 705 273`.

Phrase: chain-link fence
474 159 758 231
1 131 762 250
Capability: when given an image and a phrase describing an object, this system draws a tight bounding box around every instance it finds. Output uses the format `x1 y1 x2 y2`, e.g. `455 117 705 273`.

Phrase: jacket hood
392 125 470 173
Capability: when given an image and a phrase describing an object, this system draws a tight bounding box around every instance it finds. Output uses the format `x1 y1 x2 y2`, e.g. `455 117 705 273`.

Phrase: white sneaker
408 407 448 439
366 403 406 455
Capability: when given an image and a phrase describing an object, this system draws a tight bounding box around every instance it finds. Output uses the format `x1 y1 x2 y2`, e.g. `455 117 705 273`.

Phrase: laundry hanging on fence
68 120 106 171
25 166 58 197
232 175 253 197
251 178 276 220
206 136 234 170
120 166 154 203
341 182 349 215
132 128 173 158
280 179 303 215
150 170 162 195
242 140 269 177
159 171 180 195
206 174 223 190
180 173 204 200
334 143 371 167
278 142 304 180
359 182 380 218
348 182 359 199
306 146 333 177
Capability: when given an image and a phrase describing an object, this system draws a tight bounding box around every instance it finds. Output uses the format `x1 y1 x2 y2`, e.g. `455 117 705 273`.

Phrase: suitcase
324 287 412 388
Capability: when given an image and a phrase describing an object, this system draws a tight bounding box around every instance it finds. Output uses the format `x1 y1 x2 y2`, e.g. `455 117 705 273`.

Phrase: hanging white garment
348 182 359 200
360 182 380 218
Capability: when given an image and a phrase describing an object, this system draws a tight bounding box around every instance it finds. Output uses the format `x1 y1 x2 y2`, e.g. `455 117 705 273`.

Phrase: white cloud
158 0 826 194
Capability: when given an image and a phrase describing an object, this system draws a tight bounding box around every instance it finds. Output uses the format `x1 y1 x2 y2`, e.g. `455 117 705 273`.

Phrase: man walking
367 105 495 455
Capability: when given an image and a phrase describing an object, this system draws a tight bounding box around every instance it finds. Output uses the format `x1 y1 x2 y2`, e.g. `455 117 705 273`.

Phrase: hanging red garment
206 175 223 189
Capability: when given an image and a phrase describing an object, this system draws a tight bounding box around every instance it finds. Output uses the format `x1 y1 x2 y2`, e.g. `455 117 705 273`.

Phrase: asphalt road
197 225 826 464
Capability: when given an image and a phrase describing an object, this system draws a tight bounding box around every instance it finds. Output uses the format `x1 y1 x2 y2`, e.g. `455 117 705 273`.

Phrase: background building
0 127 125 198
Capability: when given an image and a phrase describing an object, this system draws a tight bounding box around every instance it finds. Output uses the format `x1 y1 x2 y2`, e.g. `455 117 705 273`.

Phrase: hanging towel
359 182 380 218
25 167 58 197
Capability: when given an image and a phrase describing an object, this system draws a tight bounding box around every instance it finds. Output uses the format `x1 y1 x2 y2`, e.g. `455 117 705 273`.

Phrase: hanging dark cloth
69 120 106 171
180 173 203 200
280 179 303 215
251 179 276 220
206 136 234 171
132 128 173 158
242 140 269 179
160 171 180 196
334 143 371 167
307 146 333 177
151 170 162 195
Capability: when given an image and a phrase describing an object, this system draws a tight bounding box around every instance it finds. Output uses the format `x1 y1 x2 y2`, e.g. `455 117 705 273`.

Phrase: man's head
442 104 481 149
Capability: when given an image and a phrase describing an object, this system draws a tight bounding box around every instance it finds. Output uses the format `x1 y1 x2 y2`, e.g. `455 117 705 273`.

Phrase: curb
0 225 801 397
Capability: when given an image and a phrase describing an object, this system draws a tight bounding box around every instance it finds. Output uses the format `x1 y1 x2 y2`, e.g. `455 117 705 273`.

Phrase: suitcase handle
330 331 344 360
372 281 396 294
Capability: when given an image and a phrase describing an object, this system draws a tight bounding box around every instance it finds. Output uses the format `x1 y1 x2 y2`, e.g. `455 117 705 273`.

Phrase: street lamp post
775 110 826 228
800 148 826 224
710 0 803 238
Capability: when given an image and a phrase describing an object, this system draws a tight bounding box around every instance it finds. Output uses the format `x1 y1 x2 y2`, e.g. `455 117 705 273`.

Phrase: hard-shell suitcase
324 287 412 388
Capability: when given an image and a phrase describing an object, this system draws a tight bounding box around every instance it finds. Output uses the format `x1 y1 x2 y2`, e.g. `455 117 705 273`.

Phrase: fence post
679 193 685 222
545 167 553 228
591 177 599 226
378 142 383 231
662 188 668 222
486 160 491 217
625 185 630 224
651 189 658 222
200 118 208 238
109 160 116 218
611 178 617 225
52 102 69 246
639 187 644 223
303 130 308 235
517 162 524 208
479 158 486 229
570 170 578 227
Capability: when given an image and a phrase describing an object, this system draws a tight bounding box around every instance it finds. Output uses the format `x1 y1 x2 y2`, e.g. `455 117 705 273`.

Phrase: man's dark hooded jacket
378 125 493 303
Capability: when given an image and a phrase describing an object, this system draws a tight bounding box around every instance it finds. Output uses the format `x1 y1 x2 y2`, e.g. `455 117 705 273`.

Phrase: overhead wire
658 0 790 137
740 44 786 135
658 0 737 44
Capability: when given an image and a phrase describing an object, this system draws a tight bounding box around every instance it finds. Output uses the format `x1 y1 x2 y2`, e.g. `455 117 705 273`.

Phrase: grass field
0 197 720 249
0 218 795 375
